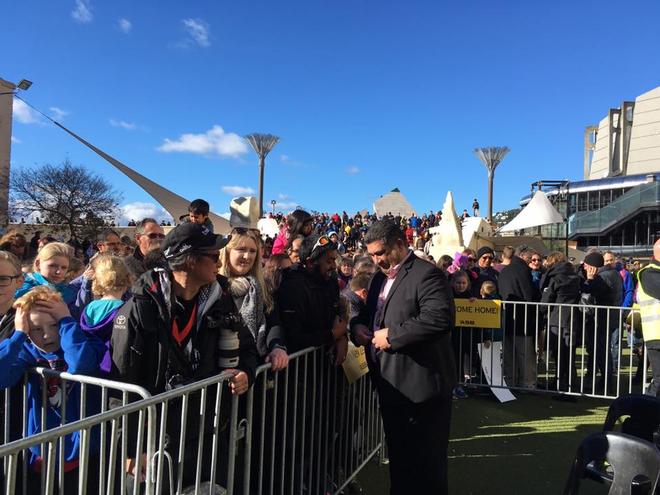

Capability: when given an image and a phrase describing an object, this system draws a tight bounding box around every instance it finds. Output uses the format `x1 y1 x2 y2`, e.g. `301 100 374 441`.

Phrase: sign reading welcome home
454 299 502 328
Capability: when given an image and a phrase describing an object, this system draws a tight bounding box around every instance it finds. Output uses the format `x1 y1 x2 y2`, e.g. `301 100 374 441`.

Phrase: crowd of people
0 196 658 494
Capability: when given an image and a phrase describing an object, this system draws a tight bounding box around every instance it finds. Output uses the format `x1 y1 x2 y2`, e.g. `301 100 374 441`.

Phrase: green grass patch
357 392 612 494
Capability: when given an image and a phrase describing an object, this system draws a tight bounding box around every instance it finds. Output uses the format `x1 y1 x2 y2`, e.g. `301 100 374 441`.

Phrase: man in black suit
351 219 456 495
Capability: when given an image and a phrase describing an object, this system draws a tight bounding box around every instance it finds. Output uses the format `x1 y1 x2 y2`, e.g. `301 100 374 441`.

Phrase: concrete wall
627 86 660 175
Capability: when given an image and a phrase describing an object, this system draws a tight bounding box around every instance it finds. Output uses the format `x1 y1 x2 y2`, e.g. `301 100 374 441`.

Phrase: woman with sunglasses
528 251 544 290
219 228 289 371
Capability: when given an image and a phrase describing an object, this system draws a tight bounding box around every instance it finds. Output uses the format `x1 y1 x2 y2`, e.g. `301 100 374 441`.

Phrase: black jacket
351 253 456 405
277 264 339 353
110 269 257 451
498 256 540 336
472 266 499 297
540 262 582 333
111 269 257 395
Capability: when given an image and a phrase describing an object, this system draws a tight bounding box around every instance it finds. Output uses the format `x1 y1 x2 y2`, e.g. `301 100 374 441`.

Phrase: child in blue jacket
0 285 104 486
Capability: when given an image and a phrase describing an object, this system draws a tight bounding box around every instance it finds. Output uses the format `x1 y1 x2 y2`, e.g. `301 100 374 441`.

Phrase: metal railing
1 367 154 495
1 346 383 494
456 300 649 399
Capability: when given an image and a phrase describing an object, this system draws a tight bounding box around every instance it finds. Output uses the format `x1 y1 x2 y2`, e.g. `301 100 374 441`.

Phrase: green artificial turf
357 392 613 494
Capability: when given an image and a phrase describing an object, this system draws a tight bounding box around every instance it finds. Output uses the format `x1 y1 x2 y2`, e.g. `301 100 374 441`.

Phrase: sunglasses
480 255 494 260
197 252 220 263
531 258 542 262
467 257 476 262
146 233 166 240
312 235 332 252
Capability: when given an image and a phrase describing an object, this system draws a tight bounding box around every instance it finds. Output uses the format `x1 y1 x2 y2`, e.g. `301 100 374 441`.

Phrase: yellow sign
342 342 369 383
454 299 502 328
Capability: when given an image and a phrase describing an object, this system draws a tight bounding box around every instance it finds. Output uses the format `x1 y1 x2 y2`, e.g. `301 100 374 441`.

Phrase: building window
600 190 612 209
588 191 600 211
577 193 588 212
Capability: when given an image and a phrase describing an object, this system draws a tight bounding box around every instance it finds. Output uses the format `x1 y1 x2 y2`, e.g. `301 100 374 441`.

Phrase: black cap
477 246 495 259
584 252 604 268
161 223 228 260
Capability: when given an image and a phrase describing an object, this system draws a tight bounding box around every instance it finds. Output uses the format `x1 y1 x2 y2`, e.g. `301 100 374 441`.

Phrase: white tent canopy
499 190 564 232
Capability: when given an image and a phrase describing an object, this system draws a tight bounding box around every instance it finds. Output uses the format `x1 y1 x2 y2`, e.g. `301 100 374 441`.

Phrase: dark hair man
277 234 348 362
351 219 455 495
111 222 256 487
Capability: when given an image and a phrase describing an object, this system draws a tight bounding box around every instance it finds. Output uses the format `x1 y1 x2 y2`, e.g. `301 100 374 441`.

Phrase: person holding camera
110 222 257 489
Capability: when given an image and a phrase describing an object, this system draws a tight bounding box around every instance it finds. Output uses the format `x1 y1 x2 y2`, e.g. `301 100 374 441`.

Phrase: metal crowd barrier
456 300 650 399
1 368 154 495
1 346 384 494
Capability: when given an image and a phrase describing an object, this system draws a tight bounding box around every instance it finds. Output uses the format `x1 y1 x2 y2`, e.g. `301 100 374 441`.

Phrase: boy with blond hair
0 285 104 487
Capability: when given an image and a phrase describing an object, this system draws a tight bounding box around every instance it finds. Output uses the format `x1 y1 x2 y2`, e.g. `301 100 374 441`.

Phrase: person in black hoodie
277 234 348 359
540 251 582 392
498 246 541 388
580 251 623 391
111 223 257 490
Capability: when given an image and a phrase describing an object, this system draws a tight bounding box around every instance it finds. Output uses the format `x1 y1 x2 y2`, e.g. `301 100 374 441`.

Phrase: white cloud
110 118 137 131
280 154 291 163
13 99 41 124
347 165 361 175
219 212 231 220
49 107 69 121
71 0 92 23
182 18 210 47
11 136 21 144
157 125 248 158
117 202 172 224
118 18 132 33
222 185 255 196
275 201 299 211
278 193 290 200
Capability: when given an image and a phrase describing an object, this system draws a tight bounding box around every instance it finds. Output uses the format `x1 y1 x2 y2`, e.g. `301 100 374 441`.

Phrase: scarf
229 275 268 356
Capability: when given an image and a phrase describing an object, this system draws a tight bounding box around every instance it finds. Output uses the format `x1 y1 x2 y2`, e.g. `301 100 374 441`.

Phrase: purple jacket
79 308 121 375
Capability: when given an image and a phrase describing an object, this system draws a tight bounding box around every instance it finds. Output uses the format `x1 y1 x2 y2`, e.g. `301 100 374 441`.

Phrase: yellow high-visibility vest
637 262 660 342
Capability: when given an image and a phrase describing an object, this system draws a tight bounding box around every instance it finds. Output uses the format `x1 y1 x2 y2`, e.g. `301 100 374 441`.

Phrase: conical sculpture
428 191 465 261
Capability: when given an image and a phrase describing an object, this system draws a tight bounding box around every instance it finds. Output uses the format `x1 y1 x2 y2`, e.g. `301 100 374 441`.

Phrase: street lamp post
0 77 32 229
270 200 276 215
474 147 510 223
245 133 279 217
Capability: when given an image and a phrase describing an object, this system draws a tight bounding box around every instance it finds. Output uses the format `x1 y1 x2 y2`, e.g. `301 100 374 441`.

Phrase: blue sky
4 0 660 223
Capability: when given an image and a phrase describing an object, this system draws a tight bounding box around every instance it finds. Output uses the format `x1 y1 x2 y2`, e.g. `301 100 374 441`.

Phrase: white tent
499 190 564 232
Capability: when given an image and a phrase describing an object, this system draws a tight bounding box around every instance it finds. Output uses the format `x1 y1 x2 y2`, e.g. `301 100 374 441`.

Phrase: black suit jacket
351 253 456 405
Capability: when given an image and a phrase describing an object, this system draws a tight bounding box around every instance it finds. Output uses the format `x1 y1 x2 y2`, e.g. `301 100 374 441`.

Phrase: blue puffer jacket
0 317 104 472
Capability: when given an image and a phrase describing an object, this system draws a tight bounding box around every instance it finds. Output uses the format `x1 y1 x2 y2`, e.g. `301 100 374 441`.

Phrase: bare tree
10 159 121 239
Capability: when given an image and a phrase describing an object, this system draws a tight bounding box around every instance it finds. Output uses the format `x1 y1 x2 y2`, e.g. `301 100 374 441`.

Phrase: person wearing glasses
124 217 165 278
527 251 544 289
351 219 455 495
277 233 348 359
111 222 257 489
472 246 499 297
0 251 24 341
69 229 124 310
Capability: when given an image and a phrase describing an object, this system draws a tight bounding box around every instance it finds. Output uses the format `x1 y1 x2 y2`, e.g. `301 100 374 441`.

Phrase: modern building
520 86 660 257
